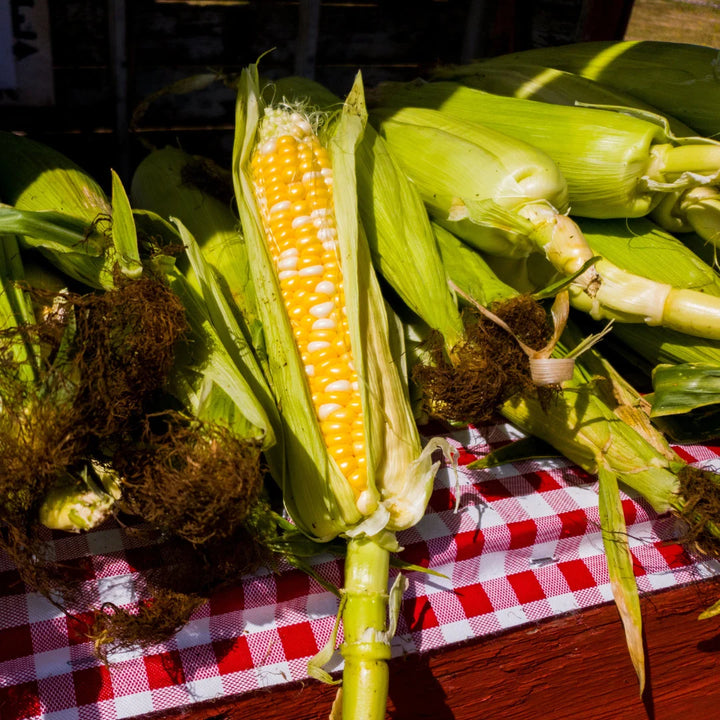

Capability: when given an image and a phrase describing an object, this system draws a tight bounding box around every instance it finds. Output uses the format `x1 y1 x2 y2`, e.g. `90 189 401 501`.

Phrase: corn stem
340 537 392 720
653 142 720 179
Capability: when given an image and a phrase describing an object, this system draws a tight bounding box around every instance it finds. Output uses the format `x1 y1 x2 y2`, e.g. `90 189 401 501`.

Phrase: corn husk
0 131 115 289
370 80 720 219
431 61 696 137
129 146 261 330
430 65 720 248
480 40 720 138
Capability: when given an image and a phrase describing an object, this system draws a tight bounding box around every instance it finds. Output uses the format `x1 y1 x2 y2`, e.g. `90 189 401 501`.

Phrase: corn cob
233 66 450 720
480 40 720 138
370 105 720 340
426 63 720 248
370 80 720 220
368 105 588 270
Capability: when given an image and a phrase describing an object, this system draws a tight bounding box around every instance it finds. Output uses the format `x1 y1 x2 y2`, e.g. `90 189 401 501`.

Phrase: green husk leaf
650 362 720 417
110 170 143 278
466 435 560 470
0 205 105 257
160 227 274 447
597 465 645 694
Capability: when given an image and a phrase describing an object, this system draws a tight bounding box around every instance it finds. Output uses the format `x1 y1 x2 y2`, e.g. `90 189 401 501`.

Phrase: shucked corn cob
233 66 451 720
249 107 370 494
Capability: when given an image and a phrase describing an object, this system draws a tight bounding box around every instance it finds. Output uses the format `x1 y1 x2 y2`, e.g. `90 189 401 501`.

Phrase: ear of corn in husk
370 80 720 220
430 61 696 137
232 65 452 720
368 103 720 340
368 104 597 284
478 40 720 139
424 64 720 247
233 65 448 540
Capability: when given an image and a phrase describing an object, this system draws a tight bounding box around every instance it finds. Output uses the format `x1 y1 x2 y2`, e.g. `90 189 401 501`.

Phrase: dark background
0 0 636 186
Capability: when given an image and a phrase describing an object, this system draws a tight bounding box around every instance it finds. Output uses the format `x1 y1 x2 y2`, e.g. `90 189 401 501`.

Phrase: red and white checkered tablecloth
2 421 720 720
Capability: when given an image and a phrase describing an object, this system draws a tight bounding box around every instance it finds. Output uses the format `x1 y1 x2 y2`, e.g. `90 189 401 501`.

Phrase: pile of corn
2 39 720 720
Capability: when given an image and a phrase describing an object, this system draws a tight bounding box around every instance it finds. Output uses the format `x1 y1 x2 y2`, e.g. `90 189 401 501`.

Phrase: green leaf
598 466 646 694
699 597 720 620
110 170 143 279
651 362 720 416
466 435 560 470
0 205 104 256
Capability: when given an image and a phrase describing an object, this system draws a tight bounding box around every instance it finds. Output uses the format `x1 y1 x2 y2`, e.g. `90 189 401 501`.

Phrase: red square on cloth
455 582 494 619
523 470 563 494
621 498 638 525
507 519 538 550
276 569 310 604
277 622 319 661
73 663 114 706
475 477 513 501
214 635 254 675
144 650 186 690
558 559 598 592
454 530 485 563
508 570 547 605
655 541 692 569
0 681 41 720
559 509 589 539
0 624 33 662
209 584 244 616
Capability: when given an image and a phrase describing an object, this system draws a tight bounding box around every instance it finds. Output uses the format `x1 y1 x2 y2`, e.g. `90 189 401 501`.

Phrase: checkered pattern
2 422 719 720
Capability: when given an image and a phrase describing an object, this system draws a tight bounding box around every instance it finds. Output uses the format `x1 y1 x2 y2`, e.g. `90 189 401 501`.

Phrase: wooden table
141 576 720 720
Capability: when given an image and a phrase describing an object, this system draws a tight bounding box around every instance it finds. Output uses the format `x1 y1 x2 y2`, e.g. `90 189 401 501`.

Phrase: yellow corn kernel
251 108 367 495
